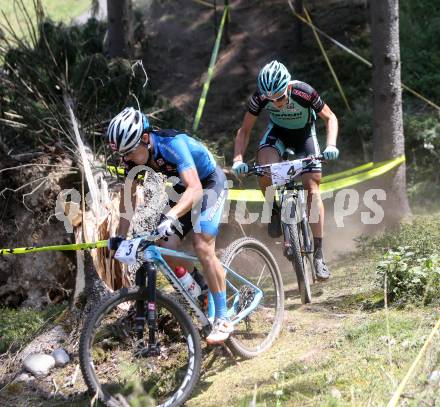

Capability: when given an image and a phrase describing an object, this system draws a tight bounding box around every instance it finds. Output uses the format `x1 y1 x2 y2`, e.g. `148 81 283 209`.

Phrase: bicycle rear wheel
79 288 202 407
221 237 284 359
286 223 312 304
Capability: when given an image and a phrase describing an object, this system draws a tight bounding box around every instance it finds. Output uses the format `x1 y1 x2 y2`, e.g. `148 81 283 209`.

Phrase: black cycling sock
314 237 323 259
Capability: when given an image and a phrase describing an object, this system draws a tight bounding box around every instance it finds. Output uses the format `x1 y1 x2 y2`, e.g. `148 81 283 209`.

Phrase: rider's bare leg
192 232 225 293
257 146 280 194
301 171 330 279
193 232 233 344
301 172 323 238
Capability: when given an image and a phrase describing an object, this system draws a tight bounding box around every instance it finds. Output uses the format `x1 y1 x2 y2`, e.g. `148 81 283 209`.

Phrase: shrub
371 213 440 305
377 246 440 305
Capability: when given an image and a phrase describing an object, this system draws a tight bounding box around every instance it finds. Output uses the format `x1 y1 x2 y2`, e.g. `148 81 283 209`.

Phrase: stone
51 348 70 367
330 387 342 399
428 370 440 384
23 353 55 376
16 373 34 382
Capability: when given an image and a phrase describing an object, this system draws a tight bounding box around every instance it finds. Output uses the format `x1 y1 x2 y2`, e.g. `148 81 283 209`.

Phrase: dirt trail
188 252 371 406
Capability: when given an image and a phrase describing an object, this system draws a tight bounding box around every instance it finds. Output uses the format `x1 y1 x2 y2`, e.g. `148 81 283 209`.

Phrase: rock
19 325 67 361
428 370 440 384
51 348 70 367
401 339 411 350
23 353 56 376
16 373 34 382
330 387 342 399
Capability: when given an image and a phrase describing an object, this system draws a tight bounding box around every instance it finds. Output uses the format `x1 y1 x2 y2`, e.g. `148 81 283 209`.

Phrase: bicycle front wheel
221 237 284 359
79 288 202 407
286 223 312 304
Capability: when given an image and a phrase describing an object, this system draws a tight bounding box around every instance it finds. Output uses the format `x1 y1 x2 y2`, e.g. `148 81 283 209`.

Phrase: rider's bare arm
317 104 338 146
167 167 203 219
117 179 137 237
233 112 258 162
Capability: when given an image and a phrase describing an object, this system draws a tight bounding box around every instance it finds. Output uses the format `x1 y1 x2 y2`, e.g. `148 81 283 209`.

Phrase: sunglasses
267 91 287 102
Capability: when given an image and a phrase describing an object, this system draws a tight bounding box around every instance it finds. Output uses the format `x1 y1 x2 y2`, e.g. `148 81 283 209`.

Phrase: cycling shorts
258 122 322 173
166 166 228 238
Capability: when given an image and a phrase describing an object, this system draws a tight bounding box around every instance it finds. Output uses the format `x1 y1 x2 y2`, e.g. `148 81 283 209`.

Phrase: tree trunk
370 0 411 225
107 0 133 58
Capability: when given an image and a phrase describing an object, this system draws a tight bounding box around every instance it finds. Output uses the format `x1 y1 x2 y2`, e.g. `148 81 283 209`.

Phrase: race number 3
115 238 142 265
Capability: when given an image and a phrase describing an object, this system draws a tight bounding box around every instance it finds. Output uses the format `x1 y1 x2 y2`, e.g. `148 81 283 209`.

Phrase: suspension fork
298 189 313 253
134 261 160 355
280 189 298 258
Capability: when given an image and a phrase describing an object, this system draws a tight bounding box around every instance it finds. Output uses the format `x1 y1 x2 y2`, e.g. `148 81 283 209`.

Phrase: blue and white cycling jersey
125 129 216 180
151 130 217 180
124 129 226 237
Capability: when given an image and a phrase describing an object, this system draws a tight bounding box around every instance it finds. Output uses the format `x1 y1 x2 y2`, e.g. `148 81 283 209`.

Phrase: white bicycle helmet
107 107 149 154
257 60 291 98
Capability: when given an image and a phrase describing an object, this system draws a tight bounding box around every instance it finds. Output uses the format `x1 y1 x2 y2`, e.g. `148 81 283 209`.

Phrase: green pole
192 6 229 133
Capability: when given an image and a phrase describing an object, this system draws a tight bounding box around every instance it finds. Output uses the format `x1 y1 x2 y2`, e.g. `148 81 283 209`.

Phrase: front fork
282 189 313 257
135 261 160 356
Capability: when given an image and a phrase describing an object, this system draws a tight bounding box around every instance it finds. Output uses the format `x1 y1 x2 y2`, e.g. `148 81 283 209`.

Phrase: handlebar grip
108 236 124 250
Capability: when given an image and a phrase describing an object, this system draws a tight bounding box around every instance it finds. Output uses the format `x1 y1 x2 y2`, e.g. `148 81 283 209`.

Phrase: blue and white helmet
257 60 291 98
107 107 149 154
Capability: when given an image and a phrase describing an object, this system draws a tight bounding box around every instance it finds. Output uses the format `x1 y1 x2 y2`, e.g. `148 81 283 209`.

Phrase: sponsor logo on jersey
293 89 312 101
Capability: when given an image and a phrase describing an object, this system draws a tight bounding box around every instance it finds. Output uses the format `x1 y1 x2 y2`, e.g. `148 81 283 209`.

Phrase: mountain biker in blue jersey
107 107 232 345
232 61 339 281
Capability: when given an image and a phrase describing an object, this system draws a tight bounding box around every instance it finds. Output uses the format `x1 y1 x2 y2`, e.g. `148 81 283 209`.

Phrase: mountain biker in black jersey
232 60 339 281
107 107 232 344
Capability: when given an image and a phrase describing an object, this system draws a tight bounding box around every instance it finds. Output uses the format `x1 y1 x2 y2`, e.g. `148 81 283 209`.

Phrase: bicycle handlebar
247 155 325 176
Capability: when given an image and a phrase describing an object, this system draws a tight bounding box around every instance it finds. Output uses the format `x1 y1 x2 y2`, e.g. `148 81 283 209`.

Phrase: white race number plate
270 160 303 185
114 238 142 265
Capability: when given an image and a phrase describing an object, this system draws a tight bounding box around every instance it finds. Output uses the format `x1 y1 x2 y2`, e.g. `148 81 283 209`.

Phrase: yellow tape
387 316 440 407
287 0 440 112
106 155 405 202
303 6 352 114
0 240 108 255
1 156 405 255
192 6 229 132
229 155 405 201
320 155 405 193
321 161 374 183
191 0 215 7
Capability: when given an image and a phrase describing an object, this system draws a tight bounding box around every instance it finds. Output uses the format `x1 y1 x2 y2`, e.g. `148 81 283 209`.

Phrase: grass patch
0 304 66 353
236 310 439 406
0 0 89 38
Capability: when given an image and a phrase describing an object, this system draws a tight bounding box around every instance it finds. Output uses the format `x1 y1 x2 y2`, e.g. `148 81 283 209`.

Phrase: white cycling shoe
206 318 234 345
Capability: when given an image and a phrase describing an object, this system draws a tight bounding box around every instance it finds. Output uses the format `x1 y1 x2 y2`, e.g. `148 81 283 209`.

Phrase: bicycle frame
249 156 321 255
130 241 263 353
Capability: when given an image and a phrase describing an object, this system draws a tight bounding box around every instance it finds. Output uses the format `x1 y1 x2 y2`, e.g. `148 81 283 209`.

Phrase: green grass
236 311 439 406
0 304 66 353
0 0 90 38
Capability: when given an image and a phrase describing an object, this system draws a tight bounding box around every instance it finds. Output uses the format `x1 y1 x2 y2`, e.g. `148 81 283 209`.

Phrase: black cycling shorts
258 122 322 173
